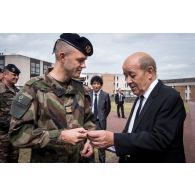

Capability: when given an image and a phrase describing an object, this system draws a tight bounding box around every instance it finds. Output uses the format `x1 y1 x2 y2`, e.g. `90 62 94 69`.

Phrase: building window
0 56 5 70
30 58 40 77
43 61 52 74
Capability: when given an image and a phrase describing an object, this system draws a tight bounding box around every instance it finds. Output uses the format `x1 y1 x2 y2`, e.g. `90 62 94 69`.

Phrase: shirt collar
93 90 101 96
143 79 158 99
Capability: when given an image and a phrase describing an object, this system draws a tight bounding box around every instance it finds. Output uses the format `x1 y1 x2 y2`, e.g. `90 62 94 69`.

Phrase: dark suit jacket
115 93 125 104
114 80 186 163
90 90 111 129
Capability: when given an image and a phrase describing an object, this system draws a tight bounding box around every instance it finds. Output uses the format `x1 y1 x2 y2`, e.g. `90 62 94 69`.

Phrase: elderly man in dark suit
88 52 186 163
89 75 111 163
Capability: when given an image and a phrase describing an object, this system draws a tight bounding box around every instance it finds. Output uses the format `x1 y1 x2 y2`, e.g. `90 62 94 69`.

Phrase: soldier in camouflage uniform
0 68 3 82
9 33 96 163
0 64 21 163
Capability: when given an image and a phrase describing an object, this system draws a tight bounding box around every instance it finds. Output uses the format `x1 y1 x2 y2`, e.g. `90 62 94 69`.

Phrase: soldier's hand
60 128 87 145
80 139 93 157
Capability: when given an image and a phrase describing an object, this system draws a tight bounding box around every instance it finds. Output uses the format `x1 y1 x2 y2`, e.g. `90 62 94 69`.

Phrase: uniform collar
45 73 77 96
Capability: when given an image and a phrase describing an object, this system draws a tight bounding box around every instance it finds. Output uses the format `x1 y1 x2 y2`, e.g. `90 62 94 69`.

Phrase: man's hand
59 128 87 145
80 139 93 157
87 130 114 149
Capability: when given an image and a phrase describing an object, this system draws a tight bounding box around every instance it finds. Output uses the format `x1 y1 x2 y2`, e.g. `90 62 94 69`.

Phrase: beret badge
85 45 92 54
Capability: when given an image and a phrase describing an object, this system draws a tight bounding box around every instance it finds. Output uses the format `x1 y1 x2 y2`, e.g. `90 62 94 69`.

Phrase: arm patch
10 92 33 119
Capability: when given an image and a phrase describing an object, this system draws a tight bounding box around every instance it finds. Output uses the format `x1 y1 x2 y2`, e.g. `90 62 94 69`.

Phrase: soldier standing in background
0 64 21 163
9 33 96 163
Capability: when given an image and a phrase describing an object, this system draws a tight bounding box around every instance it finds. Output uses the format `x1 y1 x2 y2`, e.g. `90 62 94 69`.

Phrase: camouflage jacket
0 81 19 132
9 73 95 162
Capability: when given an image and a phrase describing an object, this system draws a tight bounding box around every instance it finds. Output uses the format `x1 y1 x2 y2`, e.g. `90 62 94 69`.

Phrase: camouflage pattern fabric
0 131 19 162
9 72 96 163
0 82 19 163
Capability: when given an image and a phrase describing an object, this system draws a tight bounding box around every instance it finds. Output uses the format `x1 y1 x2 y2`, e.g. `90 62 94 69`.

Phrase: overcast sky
0 33 195 80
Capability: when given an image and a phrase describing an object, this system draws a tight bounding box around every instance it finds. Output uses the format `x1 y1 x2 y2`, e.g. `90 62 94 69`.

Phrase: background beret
4 64 21 75
56 33 93 56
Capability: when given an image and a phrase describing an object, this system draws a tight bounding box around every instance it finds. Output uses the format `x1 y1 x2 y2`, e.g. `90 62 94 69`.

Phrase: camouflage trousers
30 143 83 163
0 131 19 163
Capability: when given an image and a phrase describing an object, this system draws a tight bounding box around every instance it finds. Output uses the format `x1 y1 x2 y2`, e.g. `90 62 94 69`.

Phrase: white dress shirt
128 79 158 133
119 94 122 101
92 90 101 114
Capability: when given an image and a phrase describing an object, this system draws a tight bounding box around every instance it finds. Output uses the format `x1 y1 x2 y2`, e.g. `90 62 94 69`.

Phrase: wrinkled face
62 50 87 78
123 60 153 96
4 71 19 85
91 81 102 93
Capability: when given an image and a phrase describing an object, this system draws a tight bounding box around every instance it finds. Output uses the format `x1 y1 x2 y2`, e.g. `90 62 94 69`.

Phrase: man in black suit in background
89 75 111 162
115 88 125 118
88 52 186 163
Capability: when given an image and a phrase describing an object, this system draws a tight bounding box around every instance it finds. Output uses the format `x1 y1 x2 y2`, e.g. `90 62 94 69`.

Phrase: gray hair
138 55 157 73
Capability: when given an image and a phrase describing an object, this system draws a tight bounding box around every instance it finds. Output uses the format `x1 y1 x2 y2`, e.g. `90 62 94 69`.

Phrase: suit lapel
132 96 153 132
90 90 103 110
98 90 103 107
132 80 163 132
89 91 93 103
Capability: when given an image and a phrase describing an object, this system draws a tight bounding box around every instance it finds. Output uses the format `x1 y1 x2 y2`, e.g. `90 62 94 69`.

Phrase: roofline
0 52 53 64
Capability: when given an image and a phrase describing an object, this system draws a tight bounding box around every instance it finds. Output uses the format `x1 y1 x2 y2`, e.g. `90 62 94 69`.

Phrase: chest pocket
63 95 75 129
64 93 85 129
64 95 74 114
